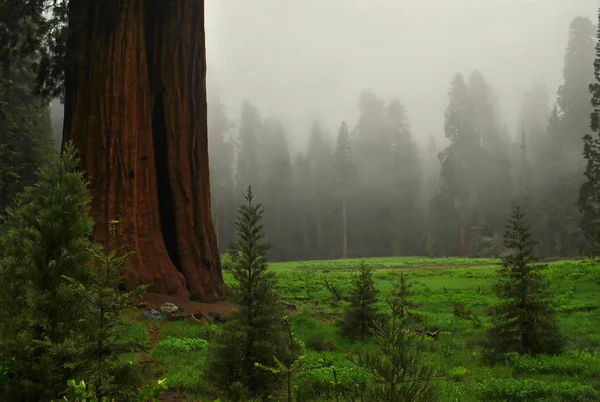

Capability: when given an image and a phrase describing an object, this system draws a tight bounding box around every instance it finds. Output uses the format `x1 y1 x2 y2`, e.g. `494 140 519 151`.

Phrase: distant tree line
208 16 596 261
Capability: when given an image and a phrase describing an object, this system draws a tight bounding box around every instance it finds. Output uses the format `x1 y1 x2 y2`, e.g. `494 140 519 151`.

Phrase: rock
281 302 297 311
160 302 179 314
144 309 162 320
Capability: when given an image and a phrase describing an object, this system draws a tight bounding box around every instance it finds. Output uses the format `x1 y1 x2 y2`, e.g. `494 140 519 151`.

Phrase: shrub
476 378 599 401
304 331 336 352
155 338 209 353
448 366 468 382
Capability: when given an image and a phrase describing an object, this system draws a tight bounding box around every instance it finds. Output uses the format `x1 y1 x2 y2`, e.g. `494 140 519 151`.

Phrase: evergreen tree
485 206 563 360
340 260 381 339
333 121 355 259
0 55 54 216
259 118 294 260
386 274 419 322
304 121 335 259
68 220 148 401
205 186 291 398
0 142 94 400
357 320 438 402
546 16 596 256
386 98 422 255
438 73 478 257
579 9 600 256
352 92 395 257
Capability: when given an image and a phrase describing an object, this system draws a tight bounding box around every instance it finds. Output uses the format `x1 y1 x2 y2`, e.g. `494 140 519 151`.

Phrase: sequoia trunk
62 0 223 301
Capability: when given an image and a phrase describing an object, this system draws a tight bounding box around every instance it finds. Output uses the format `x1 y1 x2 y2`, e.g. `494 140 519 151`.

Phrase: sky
205 0 599 152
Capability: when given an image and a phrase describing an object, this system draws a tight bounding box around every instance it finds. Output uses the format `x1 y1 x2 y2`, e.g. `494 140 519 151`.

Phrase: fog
205 0 599 151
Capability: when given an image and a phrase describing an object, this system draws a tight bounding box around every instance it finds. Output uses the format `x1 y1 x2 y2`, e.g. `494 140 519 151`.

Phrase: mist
205 0 598 151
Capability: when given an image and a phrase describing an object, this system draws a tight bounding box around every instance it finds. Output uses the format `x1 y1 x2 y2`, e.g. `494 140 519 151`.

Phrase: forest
2 1 600 401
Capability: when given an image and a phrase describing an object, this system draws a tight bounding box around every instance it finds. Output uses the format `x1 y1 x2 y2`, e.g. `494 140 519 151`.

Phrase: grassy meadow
127 257 600 401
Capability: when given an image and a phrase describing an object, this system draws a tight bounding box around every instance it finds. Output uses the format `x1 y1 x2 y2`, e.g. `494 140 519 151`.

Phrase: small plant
59 378 167 402
340 260 381 339
155 338 209 353
255 316 307 402
299 265 319 298
355 319 438 401
387 273 420 321
448 366 468 382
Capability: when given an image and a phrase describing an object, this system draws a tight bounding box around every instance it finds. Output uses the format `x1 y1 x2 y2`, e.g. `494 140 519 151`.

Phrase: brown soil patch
142 292 237 316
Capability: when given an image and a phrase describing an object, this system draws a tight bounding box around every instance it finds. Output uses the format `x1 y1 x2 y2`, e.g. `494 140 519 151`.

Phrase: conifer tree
0 55 54 216
578 9 600 255
357 320 437 402
485 206 563 360
387 274 419 322
340 260 381 339
67 220 148 401
0 142 94 400
205 186 291 398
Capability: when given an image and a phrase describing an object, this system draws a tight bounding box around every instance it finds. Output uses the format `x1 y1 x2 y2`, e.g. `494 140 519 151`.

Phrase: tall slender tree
334 121 355 259
485 207 562 360
578 9 600 256
205 186 291 398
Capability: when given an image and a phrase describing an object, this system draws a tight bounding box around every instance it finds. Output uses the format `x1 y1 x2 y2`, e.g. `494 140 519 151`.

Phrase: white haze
205 0 599 152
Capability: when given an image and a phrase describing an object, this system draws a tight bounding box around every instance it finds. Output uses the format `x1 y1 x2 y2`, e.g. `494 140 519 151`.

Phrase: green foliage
205 186 292 398
340 260 381 339
0 53 54 217
295 362 368 401
507 350 600 377
578 10 600 256
255 316 308 402
386 273 420 321
476 378 599 401
447 366 468 382
0 142 94 400
156 338 209 353
356 320 438 402
66 220 148 400
485 206 563 360
59 377 168 402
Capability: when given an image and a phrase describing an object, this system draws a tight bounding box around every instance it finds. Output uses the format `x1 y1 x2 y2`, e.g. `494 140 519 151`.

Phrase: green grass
140 257 600 401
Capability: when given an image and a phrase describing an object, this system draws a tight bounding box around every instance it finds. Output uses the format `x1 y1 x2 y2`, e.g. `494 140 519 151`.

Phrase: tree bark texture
62 0 224 301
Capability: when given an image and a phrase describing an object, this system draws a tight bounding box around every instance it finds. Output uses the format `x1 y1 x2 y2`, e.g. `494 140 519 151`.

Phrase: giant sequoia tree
1 0 224 301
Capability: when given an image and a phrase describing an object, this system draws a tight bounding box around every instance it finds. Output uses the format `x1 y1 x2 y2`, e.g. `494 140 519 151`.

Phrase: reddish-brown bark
62 0 224 301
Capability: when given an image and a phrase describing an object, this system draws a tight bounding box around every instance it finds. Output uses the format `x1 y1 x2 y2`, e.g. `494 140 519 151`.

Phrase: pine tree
485 206 563 360
0 54 54 216
0 142 94 400
578 9 600 256
386 98 422 255
304 121 335 259
333 121 355 259
357 320 438 402
67 220 148 401
205 186 291 398
259 118 294 260
386 274 419 322
438 73 478 257
340 260 381 339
